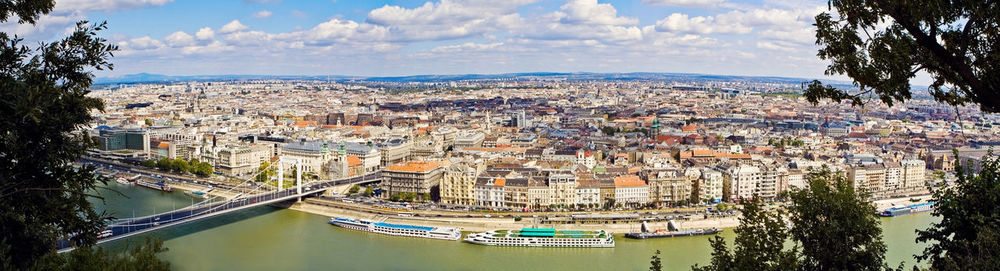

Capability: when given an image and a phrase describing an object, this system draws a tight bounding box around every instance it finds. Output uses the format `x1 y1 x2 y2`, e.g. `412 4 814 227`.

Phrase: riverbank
289 200 741 233
288 191 935 233
165 181 239 199
873 194 934 211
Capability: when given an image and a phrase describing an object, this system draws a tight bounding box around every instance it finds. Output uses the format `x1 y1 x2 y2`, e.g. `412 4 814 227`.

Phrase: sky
2 0 868 81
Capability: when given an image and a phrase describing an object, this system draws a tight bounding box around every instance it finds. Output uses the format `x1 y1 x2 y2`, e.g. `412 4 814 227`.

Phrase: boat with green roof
464 228 614 248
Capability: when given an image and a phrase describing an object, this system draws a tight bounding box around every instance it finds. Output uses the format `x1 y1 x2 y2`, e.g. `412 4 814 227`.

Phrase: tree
692 198 799 271
788 169 890 271
349 185 360 194
173 158 189 173
650 250 663 271
807 1 1000 112
254 161 274 183
144 119 153 126
0 0 169 268
188 158 200 174
694 169 899 271
916 152 1000 270
601 126 617 136
194 162 213 177
364 186 373 196
26 237 170 271
156 157 172 171
140 159 155 168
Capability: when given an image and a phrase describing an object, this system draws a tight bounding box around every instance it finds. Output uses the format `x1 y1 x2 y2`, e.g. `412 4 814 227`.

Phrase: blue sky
4 0 876 81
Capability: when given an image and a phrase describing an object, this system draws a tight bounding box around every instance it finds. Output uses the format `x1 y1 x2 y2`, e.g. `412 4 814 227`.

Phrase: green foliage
0 2 119 265
389 192 418 202
349 185 360 194
788 169 890 270
364 186 373 196
916 152 1000 270
193 162 212 177
143 119 152 126
155 158 172 171
601 126 617 136
28 237 170 271
255 161 274 183
808 1 1000 112
172 158 189 173
692 198 799 271
715 203 728 211
140 160 155 168
650 250 663 271
694 169 899 271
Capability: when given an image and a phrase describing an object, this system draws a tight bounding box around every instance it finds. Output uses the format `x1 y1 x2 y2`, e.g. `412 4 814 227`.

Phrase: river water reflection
94 183 937 271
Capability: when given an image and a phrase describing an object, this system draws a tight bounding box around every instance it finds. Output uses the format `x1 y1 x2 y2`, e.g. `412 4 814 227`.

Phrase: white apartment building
441 162 484 205
901 159 926 188
727 164 760 201
547 173 577 207
613 175 649 205
700 169 724 202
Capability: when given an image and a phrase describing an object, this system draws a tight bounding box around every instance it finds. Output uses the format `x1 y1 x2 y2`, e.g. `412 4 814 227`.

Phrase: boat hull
463 230 615 248
624 229 720 239
328 218 462 241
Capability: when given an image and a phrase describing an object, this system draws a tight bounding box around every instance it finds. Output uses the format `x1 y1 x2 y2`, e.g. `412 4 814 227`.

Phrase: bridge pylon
296 161 302 202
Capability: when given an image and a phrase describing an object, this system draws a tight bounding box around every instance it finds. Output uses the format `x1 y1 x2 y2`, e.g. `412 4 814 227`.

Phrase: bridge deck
57 172 379 252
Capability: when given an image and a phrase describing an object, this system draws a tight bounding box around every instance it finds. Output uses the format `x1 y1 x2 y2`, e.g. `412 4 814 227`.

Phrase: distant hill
94 72 854 87
94 73 358 85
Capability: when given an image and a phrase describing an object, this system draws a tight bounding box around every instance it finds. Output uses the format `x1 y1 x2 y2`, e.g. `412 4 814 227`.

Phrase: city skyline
2 0 936 85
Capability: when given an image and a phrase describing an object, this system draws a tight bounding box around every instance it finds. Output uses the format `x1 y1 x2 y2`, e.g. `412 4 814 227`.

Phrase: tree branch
875 0 985 93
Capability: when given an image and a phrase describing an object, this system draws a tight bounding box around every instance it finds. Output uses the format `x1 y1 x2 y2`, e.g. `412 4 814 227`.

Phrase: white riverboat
464 228 615 248
328 217 462 241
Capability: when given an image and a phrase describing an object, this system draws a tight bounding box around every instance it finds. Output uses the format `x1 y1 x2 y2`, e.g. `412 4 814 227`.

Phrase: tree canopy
691 198 799 271
916 152 1000 270
788 169 890 271
807 0 1000 112
0 0 166 268
692 169 898 271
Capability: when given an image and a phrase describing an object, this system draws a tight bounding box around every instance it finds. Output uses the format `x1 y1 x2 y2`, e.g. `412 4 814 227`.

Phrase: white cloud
642 0 726 8
759 27 815 45
220 20 249 33
431 42 503 53
181 41 235 55
253 10 272 19
515 0 642 43
0 11 86 40
99 0 839 81
556 0 637 26
195 27 215 40
126 36 164 50
756 40 795 51
364 0 536 41
654 13 750 34
54 0 173 12
164 31 195 47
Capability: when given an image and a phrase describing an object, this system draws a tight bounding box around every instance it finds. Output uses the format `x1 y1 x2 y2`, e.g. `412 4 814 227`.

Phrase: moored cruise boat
878 202 934 217
115 177 133 185
464 228 615 248
328 217 462 241
625 220 721 239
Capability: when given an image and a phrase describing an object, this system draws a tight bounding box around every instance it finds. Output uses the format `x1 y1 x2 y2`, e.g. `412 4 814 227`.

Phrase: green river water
92 183 937 271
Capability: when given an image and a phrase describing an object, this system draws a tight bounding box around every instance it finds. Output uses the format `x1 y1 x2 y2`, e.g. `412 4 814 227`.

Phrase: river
93 183 938 270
